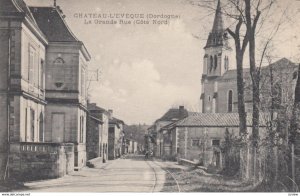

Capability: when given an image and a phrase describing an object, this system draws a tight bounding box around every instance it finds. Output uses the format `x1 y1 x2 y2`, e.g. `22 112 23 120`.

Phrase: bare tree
226 1 248 137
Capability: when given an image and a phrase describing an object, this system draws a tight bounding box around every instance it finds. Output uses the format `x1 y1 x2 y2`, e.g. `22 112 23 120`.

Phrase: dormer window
54 57 64 65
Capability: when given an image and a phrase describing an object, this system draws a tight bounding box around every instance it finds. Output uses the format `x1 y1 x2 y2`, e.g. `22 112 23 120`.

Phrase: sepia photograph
0 0 300 194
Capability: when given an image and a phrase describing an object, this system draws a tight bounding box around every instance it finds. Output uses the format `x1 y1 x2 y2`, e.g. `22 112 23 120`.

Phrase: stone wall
177 126 239 169
171 128 177 159
108 127 115 160
9 142 74 181
86 116 100 160
44 104 87 170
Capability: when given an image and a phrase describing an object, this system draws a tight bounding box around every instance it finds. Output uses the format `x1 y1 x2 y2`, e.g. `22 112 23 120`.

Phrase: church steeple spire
212 0 224 33
204 0 227 49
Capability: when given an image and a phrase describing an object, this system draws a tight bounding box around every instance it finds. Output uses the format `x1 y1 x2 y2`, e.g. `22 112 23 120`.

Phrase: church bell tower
201 0 232 113
202 0 231 78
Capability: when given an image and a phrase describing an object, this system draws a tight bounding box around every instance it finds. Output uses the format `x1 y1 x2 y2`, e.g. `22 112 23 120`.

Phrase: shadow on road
122 154 155 161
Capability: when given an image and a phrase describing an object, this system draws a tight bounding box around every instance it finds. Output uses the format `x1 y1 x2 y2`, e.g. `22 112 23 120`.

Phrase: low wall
178 158 206 169
9 142 74 181
86 157 106 168
74 143 86 170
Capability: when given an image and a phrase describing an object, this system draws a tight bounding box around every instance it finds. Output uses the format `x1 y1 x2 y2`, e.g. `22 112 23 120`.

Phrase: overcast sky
26 0 300 125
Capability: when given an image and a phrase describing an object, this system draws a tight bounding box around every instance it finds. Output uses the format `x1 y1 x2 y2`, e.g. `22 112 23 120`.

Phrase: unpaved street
18 156 166 192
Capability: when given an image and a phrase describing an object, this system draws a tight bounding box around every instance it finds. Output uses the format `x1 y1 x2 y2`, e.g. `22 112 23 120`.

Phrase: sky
25 0 300 125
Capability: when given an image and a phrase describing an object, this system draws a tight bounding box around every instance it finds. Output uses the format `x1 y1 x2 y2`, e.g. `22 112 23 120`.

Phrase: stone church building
200 0 298 114
198 0 298 182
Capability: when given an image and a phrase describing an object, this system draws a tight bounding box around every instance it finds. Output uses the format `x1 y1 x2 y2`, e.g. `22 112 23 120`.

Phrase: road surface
19 155 166 192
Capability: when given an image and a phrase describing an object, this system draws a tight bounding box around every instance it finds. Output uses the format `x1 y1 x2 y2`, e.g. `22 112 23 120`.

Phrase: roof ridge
29 6 80 42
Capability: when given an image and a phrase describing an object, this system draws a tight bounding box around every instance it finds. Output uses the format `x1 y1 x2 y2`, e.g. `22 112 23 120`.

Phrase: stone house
148 106 189 157
162 113 267 172
29 5 91 171
86 103 109 163
108 110 125 160
126 139 138 154
0 0 75 180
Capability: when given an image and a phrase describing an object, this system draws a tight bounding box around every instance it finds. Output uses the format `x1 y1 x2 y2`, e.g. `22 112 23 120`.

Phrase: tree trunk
245 0 260 147
236 50 247 135
245 0 261 181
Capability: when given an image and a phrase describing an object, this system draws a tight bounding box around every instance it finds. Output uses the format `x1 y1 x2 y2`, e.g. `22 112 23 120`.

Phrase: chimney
179 105 184 111
108 109 113 119
179 106 185 118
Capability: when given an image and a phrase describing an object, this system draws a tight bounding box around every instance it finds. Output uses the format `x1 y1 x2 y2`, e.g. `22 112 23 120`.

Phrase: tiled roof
87 103 106 112
174 113 268 127
156 107 189 122
0 0 45 39
29 6 79 42
1 0 36 23
109 117 125 126
219 58 296 81
14 0 37 24
0 0 18 13
89 114 103 124
159 112 199 131
160 121 177 130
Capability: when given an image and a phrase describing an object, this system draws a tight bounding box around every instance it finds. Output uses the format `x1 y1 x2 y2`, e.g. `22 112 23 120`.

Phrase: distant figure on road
145 151 149 160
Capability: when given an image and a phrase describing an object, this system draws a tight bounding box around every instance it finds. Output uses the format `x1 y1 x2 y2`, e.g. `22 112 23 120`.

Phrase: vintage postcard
0 0 300 194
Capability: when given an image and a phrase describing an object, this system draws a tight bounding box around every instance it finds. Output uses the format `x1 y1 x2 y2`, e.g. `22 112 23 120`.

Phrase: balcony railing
18 142 74 153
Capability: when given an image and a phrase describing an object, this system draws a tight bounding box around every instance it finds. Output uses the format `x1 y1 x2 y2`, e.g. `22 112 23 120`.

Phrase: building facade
0 0 48 179
172 114 266 170
30 6 91 171
0 0 91 180
87 103 109 163
0 0 76 180
148 106 189 157
108 110 125 160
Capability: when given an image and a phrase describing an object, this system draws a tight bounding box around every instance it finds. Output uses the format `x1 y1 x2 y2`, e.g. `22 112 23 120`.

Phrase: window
79 116 84 143
40 59 45 89
212 139 220 146
192 139 200 147
81 67 86 98
39 112 44 142
273 83 282 108
210 56 213 72
293 71 298 80
30 108 35 142
99 143 102 157
214 55 217 70
224 56 229 70
53 57 65 88
227 57 229 66
52 113 65 142
228 90 233 112
28 46 35 84
25 108 28 142
212 98 216 113
54 57 64 65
